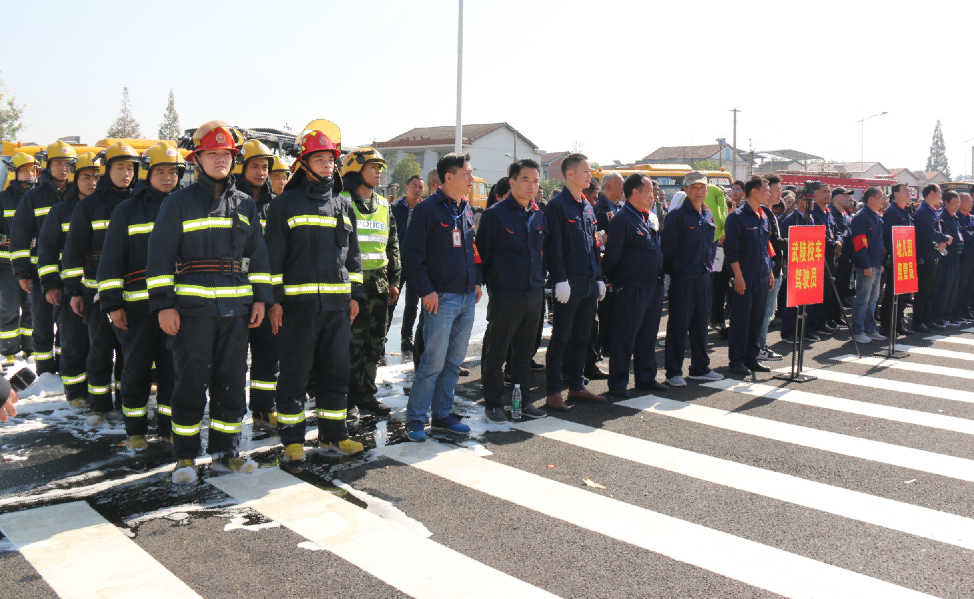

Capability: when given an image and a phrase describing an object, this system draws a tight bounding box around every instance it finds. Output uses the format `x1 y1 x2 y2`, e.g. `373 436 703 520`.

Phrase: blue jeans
758 271 783 348
852 267 882 334
406 292 477 423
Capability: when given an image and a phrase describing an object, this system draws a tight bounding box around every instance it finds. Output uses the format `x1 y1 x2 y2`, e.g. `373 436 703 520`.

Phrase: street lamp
856 111 888 168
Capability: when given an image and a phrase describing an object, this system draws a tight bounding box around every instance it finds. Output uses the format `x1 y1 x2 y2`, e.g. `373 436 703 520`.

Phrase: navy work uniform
543 187 603 397
37 187 89 403
880 200 913 329
829 201 854 311
0 179 33 357
811 202 840 330
724 201 772 368
955 210 974 321
264 172 364 447
934 207 962 325
913 201 950 329
11 168 66 374
778 206 815 338
62 175 132 415
235 175 279 418
475 195 547 411
661 197 716 380
97 184 176 438
601 201 663 391
145 170 273 461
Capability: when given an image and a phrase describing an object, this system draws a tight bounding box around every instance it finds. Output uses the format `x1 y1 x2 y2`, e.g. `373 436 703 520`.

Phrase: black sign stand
874 292 910 359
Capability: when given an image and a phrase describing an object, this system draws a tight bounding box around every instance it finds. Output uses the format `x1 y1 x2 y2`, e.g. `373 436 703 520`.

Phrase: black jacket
36 184 82 292
234 176 275 232
97 185 172 315
602 202 662 289
145 172 273 317
11 170 66 279
264 173 364 311
0 181 32 268
475 196 547 297
62 176 134 299
763 205 786 277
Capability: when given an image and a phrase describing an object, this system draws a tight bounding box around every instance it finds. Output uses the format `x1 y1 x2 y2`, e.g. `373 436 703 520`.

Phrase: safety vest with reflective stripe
342 192 389 271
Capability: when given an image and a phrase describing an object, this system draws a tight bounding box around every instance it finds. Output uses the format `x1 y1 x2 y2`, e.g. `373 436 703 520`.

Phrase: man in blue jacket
849 187 886 343
476 158 548 424
402 153 480 441
661 171 724 386
389 174 425 351
543 153 606 410
934 190 963 327
602 174 667 397
879 184 914 334
913 184 951 332
724 176 774 375
955 193 974 323
146 121 273 483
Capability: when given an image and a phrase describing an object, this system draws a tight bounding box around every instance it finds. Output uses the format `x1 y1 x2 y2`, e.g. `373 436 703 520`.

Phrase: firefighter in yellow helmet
270 156 291 195
10 140 78 380
96 142 185 449
233 139 279 427
341 148 400 417
61 142 140 426
36 152 101 408
0 153 38 362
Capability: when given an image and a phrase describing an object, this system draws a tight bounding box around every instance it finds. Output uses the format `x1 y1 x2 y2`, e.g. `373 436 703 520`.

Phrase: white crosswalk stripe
833 353 974 381
208 468 559 599
616 395 974 483
375 442 936 599
892 343 974 361
772 365 974 403
0 501 202 599
512 416 974 549
706 378 974 435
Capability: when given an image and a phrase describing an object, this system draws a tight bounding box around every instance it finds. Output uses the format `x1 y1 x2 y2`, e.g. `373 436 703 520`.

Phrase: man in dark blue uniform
913 184 951 332
849 186 886 344
934 190 963 327
810 183 842 334
778 194 818 343
389 174 425 351
724 176 774 375
955 193 974 323
476 158 548 423
829 187 855 313
661 171 724 387
602 174 667 397
879 183 914 334
543 153 606 410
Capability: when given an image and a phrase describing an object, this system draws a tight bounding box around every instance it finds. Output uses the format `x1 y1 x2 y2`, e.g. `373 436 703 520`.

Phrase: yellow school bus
591 164 734 197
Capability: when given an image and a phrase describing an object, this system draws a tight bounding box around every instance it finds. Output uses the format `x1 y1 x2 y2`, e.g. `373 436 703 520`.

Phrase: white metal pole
454 0 463 154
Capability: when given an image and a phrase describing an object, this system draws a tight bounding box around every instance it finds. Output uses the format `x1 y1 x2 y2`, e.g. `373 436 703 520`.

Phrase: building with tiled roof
639 142 749 179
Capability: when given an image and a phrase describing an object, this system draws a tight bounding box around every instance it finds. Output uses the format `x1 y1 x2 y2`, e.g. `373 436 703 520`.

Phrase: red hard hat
187 120 240 162
293 130 340 171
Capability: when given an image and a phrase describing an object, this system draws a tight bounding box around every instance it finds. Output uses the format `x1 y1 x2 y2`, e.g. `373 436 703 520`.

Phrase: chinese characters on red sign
892 226 919 295
787 225 826 307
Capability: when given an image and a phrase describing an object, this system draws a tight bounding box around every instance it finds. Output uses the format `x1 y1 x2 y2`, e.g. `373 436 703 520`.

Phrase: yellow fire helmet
69 152 101 176
340 147 386 177
46 140 78 161
8 152 38 172
141 142 186 177
238 139 274 167
102 141 141 166
271 155 291 174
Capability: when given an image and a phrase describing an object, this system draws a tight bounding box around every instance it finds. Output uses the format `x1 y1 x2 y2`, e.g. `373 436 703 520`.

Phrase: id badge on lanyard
452 228 462 247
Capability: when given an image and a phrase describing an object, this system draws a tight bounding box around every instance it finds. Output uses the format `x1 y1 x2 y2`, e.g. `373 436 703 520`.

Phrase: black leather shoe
459 367 471 376
897 325 912 335
584 367 609 380
744 361 772 373
401 337 414 352
635 380 668 392
728 364 752 376
804 333 821 341
929 322 947 331
606 387 630 398
912 323 931 333
530 359 545 371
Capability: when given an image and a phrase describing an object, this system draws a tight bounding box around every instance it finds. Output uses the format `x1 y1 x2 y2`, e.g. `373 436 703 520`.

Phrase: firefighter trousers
171 314 248 460
248 315 278 413
29 273 57 374
275 308 350 446
58 302 89 402
85 297 122 414
0 267 31 355
117 312 174 437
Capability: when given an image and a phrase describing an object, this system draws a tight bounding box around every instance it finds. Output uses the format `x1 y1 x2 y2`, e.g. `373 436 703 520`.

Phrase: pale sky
5 0 972 176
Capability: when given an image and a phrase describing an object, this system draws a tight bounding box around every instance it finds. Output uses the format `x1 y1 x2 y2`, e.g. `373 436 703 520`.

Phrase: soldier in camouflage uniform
341 148 400 416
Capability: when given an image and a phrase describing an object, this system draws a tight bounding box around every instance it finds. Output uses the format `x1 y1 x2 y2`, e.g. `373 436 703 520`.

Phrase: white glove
555 281 571 304
598 281 606 301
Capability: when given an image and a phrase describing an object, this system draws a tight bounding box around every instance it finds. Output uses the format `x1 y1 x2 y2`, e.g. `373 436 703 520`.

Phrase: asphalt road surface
2 298 974 599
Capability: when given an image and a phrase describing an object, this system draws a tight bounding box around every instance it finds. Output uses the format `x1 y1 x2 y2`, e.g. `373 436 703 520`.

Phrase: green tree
390 153 421 188
157 88 180 141
540 178 564 198
926 120 951 178
106 87 142 138
0 73 25 141
693 159 722 171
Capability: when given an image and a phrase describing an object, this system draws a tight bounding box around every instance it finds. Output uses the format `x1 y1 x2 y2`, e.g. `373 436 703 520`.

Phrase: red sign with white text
892 226 919 295
786 225 826 307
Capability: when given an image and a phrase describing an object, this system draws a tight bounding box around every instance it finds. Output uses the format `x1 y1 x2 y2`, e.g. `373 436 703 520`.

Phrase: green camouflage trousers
348 289 389 404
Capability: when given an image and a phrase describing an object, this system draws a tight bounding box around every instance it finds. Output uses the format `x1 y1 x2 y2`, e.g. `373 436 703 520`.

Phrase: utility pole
730 108 741 179
857 111 887 170
454 0 463 154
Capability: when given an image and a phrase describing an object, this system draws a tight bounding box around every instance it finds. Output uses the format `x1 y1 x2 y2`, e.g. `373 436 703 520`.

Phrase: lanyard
443 199 461 229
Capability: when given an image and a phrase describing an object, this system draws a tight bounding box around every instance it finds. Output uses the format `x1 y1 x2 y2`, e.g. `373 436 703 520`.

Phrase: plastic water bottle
512 384 522 420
